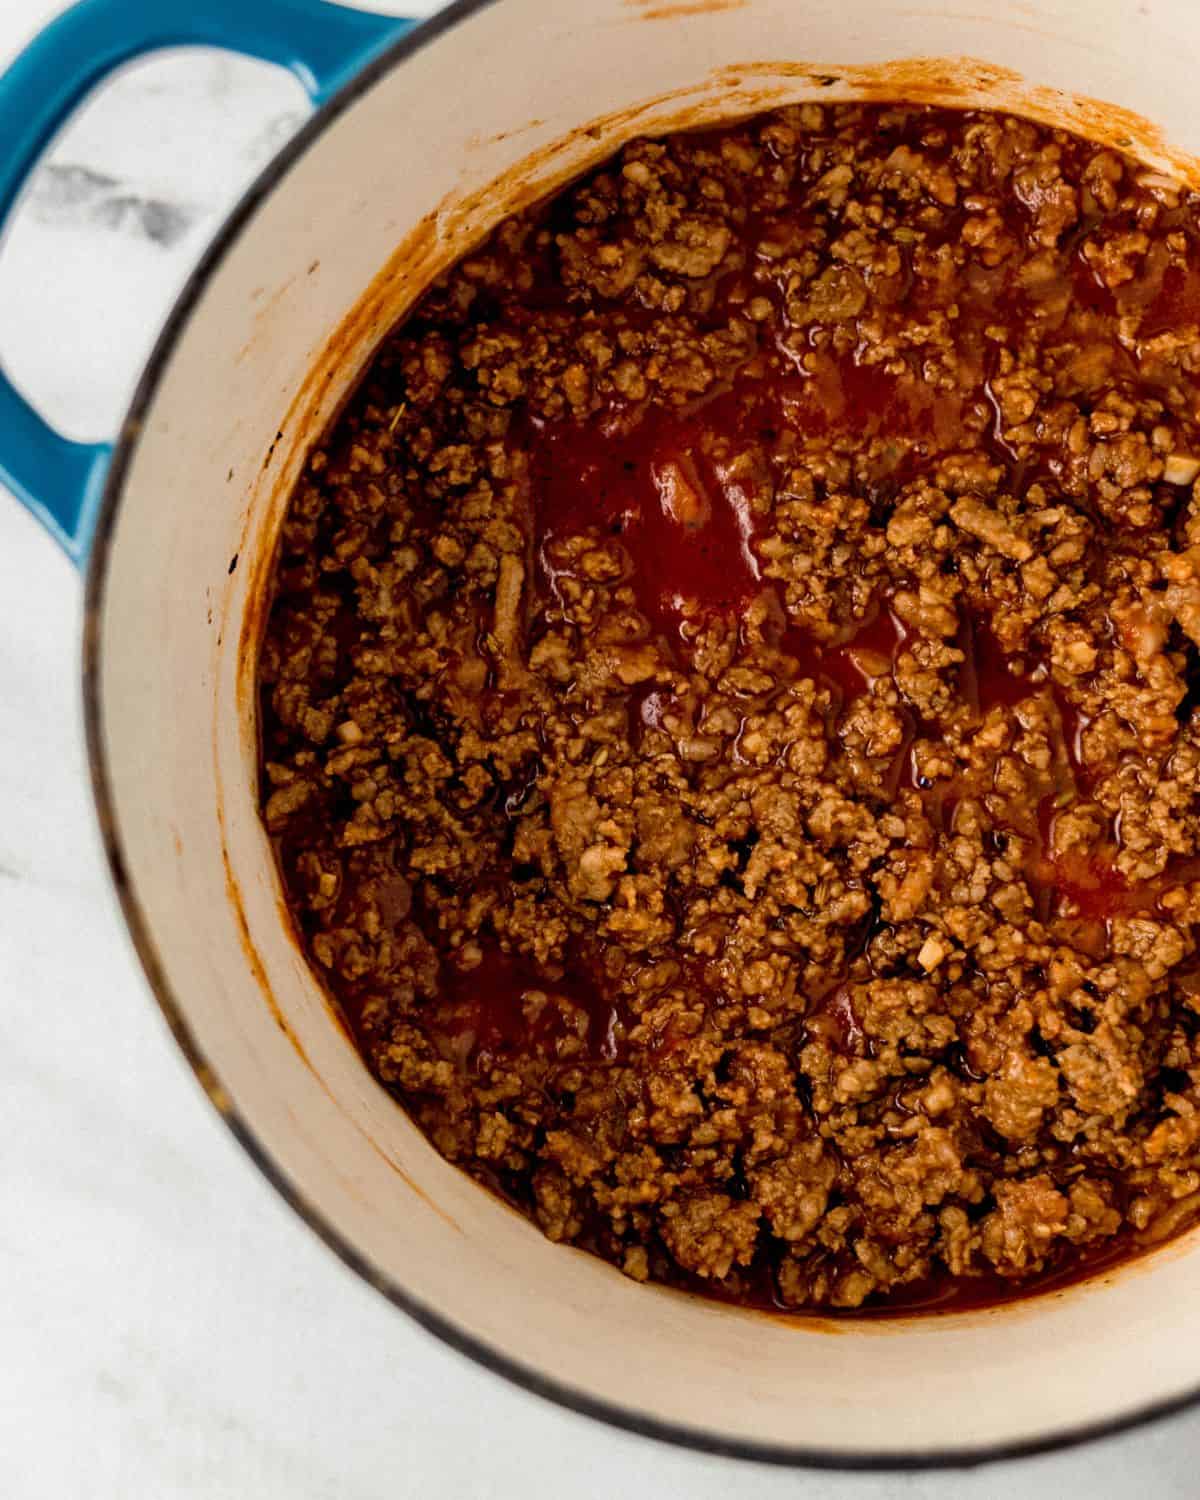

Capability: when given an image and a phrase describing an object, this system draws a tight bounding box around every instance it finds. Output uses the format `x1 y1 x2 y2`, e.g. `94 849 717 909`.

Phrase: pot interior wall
93 0 1200 1460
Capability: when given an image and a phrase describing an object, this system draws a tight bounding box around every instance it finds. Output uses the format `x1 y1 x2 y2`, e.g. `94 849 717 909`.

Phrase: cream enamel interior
94 0 1200 1461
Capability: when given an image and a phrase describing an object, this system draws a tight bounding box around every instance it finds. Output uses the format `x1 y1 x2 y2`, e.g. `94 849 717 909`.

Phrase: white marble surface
3 2 1200 1494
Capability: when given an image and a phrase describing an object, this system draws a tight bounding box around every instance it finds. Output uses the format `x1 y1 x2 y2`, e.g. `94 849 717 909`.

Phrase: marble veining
28 161 201 245
2 2 1200 1495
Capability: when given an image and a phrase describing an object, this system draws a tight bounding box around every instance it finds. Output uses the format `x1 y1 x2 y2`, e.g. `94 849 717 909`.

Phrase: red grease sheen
958 622 1138 919
959 613 1048 715
806 985 866 1055
1141 258 1200 338
531 389 762 634
780 348 965 449
530 349 964 638
526 329 1148 939
1048 849 1134 920
1033 794 1140 921
435 946 623 1068
809 607 909 706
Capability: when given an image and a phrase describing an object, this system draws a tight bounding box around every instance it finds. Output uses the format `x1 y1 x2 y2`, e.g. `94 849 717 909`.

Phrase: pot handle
0 0 416 564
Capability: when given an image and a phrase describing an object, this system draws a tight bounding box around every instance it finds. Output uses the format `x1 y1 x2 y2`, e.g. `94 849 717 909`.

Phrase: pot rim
77 0 1200 1469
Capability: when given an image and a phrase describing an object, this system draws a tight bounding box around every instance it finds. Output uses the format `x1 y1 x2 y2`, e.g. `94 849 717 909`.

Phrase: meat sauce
259 103 1200 1316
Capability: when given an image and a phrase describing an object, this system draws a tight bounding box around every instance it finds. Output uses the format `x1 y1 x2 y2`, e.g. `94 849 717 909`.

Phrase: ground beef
258 104 1200 1314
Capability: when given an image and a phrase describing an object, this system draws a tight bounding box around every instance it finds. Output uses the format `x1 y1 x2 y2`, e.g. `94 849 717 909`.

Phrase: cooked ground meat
258 104 1200 1314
